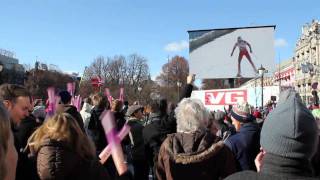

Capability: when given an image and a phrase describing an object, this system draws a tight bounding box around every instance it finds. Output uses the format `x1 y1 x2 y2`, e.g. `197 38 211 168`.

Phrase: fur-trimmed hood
163 130 224 164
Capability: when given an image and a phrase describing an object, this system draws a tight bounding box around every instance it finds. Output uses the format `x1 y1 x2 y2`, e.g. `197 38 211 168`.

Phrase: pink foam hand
47 87 56 117
101 111 128 175
67 82 76 97
119 87 124 102
71 96 75 106
104 88 112 104
74 95 82 112
99 124 131 164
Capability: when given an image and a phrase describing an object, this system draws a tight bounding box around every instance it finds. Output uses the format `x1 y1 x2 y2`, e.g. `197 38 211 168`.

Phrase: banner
191 86 279 111
188 26 275 79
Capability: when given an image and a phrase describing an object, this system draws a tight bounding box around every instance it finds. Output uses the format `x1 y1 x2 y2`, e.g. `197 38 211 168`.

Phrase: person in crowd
0 84 38 179
224 101 261 171
88 93 122 178
0 101 18 180
156 98 237 180
121 100 129 115
0 84 31 125
87 92 110 153
143 98 176 178
253 109 264 128
14 113 41 180
209 110 235 140
126 105 149 180
80 97 93 134
26 113 111 179
111 99 126 132
167 102 176 116
226 89 319 180
56 90 85 132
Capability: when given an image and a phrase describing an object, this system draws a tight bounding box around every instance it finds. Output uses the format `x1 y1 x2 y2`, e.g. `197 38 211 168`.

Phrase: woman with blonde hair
26 113 111 179
0 101 18 180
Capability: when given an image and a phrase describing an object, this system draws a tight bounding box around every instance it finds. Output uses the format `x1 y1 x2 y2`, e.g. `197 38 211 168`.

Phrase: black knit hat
261 89 319 160
58 91 72 104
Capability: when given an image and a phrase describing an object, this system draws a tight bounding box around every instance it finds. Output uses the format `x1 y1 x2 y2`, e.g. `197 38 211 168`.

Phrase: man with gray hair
156 98 236 180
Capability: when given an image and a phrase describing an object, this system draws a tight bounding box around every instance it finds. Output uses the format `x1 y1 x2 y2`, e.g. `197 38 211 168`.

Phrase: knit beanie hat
126 105 143 117
261 89 319 160
230 101 255 123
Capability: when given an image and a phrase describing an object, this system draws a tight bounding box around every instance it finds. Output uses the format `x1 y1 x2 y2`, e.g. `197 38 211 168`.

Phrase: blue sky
0 0 319 79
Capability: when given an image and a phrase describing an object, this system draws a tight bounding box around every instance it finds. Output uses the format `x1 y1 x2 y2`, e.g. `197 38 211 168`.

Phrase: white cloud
274 38 288 48
164 40 189 52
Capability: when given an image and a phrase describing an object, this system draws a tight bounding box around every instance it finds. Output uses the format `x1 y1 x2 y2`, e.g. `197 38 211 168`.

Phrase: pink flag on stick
46 87 56 117
101 111 128 175
67 82 76 97
99 124 130 164
119 87 124 103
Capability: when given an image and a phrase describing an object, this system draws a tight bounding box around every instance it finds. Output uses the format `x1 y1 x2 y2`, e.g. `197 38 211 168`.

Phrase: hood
163 131 224 164
81 103 93 113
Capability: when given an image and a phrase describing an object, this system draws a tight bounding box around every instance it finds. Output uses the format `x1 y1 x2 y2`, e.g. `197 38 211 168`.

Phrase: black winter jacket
88 107 107 153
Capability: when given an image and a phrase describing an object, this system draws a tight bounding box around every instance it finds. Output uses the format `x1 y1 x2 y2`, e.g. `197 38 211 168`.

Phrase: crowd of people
0 74 319 180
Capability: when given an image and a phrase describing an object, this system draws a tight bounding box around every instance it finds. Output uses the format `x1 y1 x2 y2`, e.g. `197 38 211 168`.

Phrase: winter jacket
143 113 175 167
225 153 318 180
36 138 110 180
13 115 41 180
80 102 93 134
63 105 85 133
114 111 126 132
126 117 146 161
156 130 237 180
87 106 107 153
224 122 261 171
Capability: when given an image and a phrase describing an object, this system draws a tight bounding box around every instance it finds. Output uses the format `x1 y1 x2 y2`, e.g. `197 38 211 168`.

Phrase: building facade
0 49 25 84
273 58 295 91
294 20 320 105
0 49 24 71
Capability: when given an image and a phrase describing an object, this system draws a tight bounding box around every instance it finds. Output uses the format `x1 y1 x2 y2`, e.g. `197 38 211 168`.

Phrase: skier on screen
230 36 258 77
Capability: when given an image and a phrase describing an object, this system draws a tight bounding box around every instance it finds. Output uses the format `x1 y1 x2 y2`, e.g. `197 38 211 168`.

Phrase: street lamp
258 65 267 108
177 81 182 101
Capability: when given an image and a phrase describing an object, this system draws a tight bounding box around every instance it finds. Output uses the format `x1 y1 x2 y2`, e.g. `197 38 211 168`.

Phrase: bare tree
81 54 151 103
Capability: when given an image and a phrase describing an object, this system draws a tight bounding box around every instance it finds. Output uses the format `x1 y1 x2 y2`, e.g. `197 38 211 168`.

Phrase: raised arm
179 74 195 101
